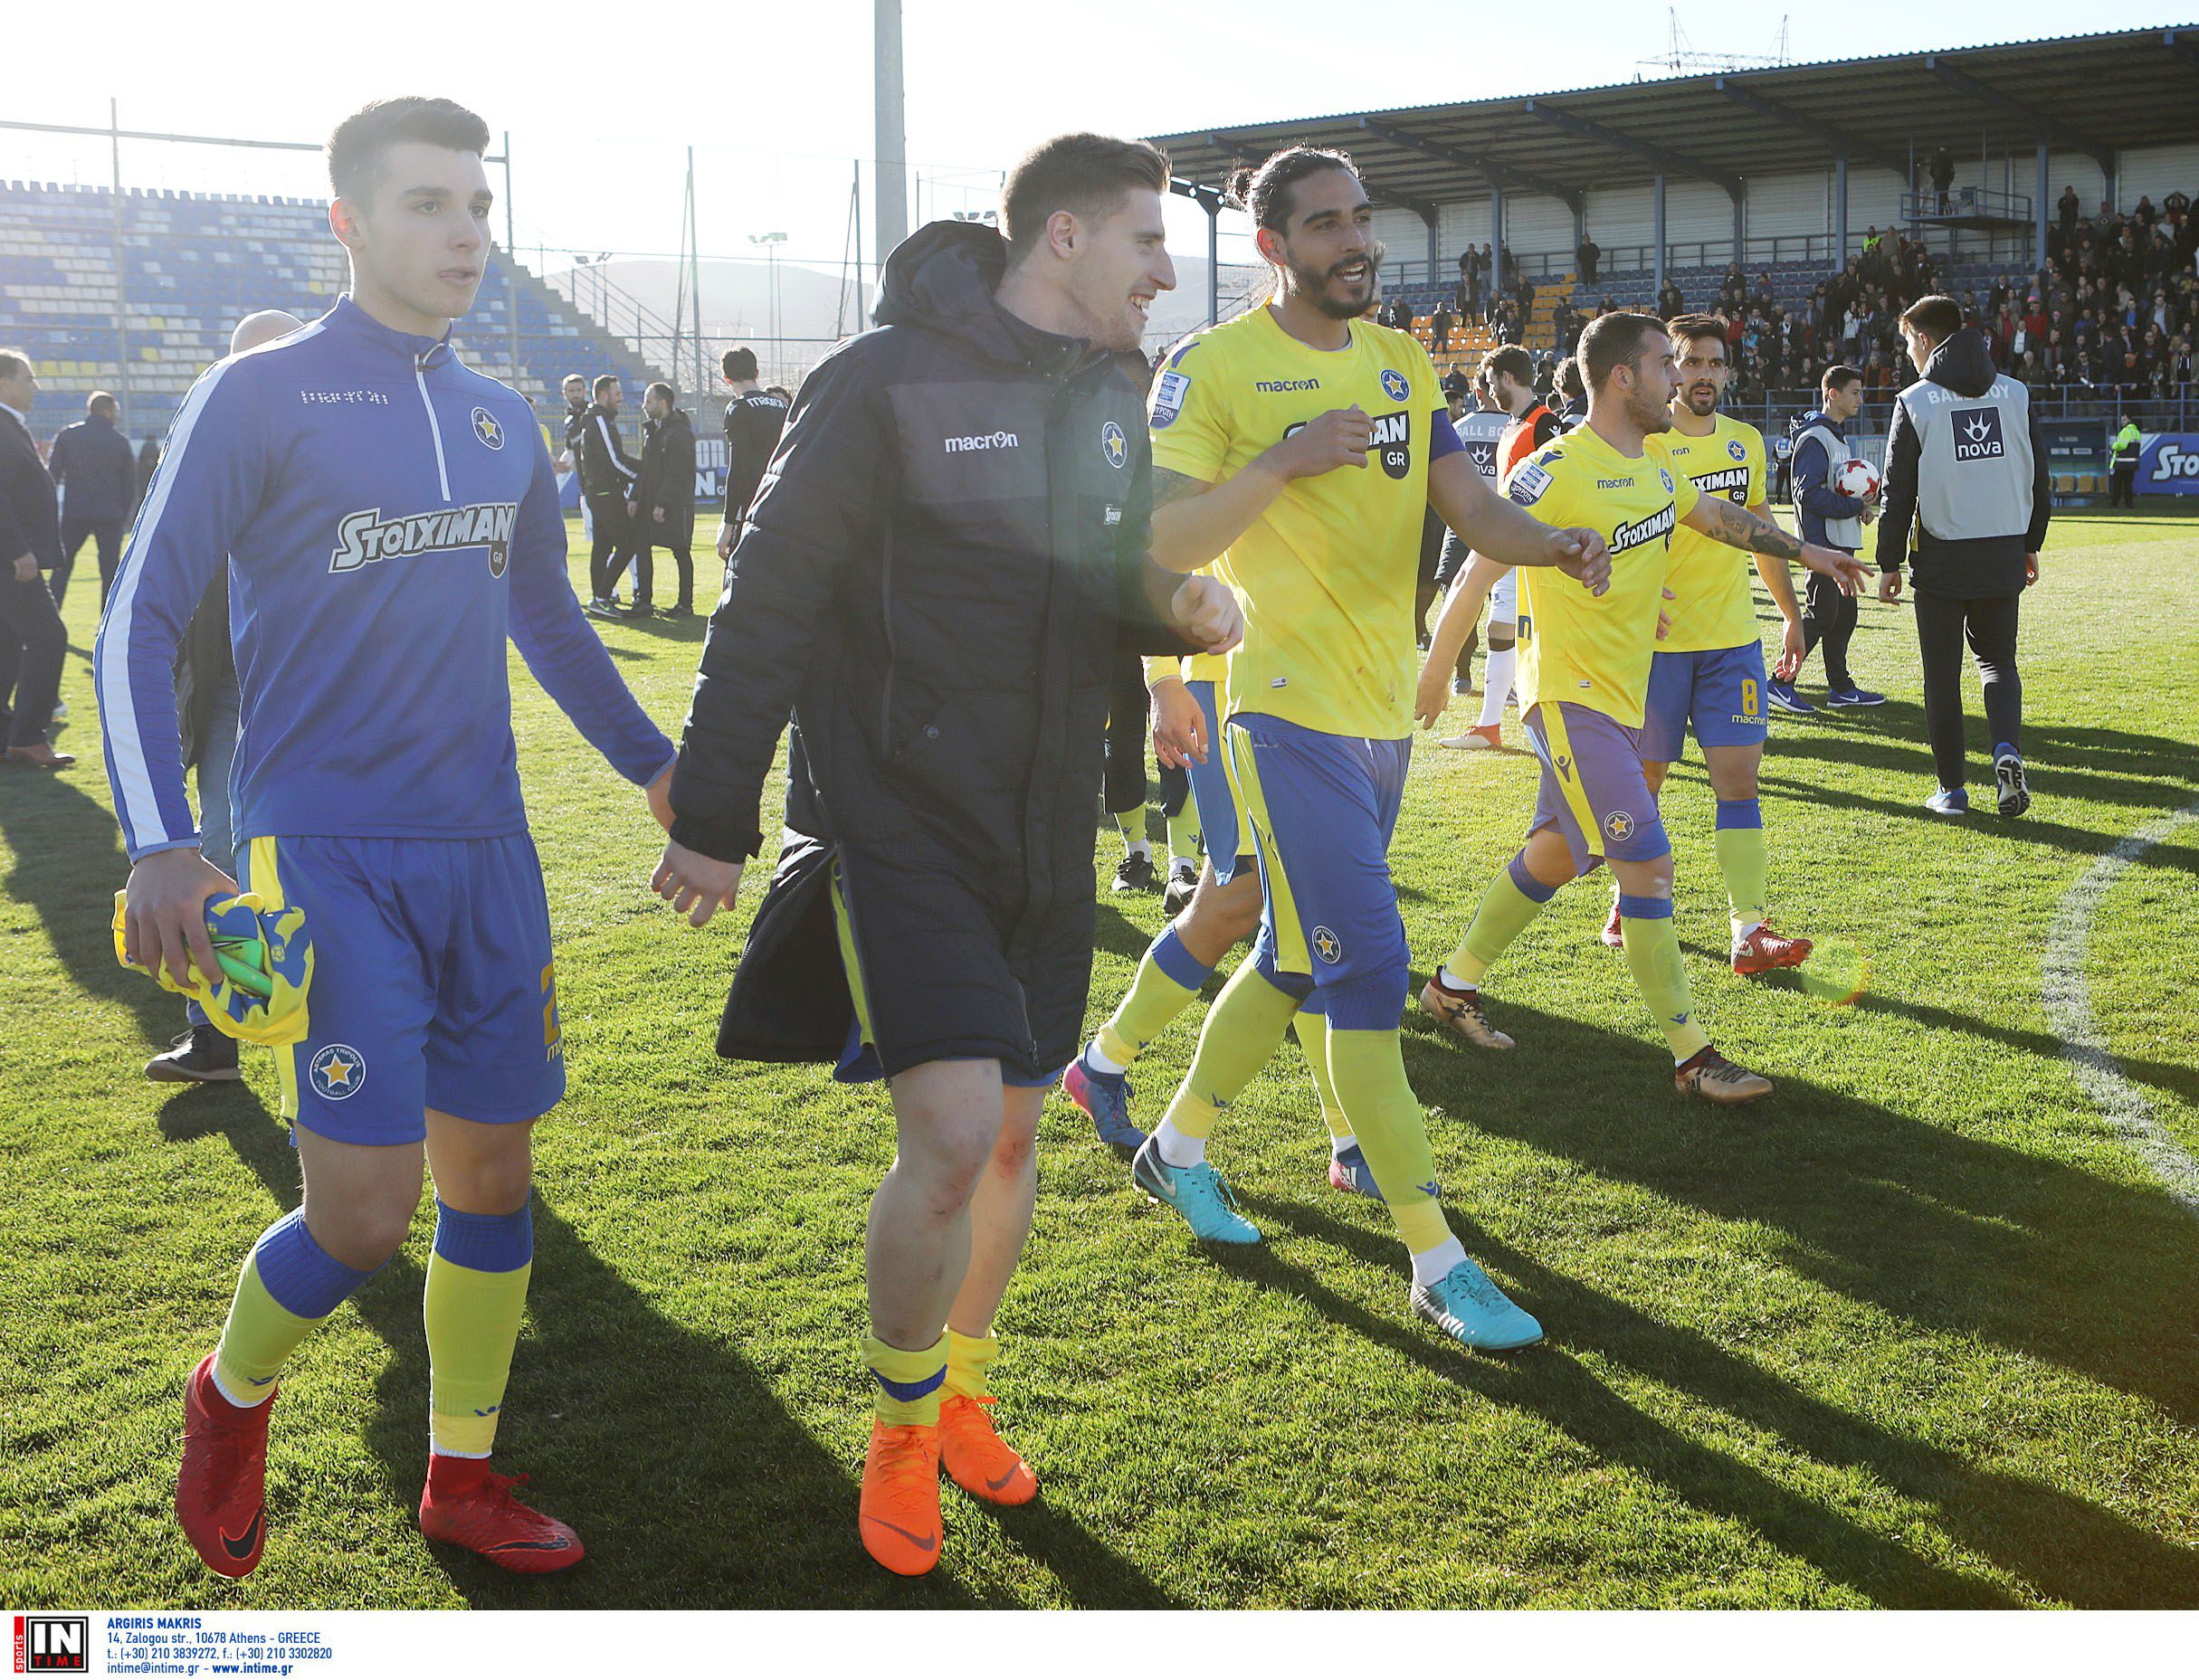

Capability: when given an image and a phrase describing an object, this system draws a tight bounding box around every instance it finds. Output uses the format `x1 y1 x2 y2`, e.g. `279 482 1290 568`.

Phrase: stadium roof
1147 24 2199 214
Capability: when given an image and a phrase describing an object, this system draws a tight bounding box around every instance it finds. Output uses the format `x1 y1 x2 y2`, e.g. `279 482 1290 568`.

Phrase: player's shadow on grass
0 772 177 1048
1217 1191 2199 1609
1395 1005 2199 1453
154 1080 1175 1609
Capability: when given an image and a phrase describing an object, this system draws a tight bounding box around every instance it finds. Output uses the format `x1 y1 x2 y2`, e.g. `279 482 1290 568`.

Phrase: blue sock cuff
1617 894 1673 921
432 1196 535 1274
1150 925 1214 992
1317 970 1411 1031
1252 944 1317 1002
1715 798 1764 831
871 1366 946 1404
253 1208 375 1319
1507 853 1558 904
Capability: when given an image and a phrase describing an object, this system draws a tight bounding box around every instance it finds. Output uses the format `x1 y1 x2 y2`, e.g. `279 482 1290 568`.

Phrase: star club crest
471 406 505 450
1311 925 1344 963
1379 368 1410 403
1727 438 1747 461
1101 420 1128 469
309 1043 366 1100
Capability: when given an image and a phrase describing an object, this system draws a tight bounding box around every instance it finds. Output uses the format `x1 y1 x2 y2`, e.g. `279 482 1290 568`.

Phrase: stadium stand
0 180 668 442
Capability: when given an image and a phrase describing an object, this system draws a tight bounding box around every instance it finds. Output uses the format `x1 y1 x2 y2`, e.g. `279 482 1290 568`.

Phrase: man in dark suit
48 390 141 610
638 383 698 618
0 350 72 768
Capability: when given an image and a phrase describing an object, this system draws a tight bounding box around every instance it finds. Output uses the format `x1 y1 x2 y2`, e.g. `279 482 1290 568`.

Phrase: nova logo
14 1615 89 1673
1952 407 2005 460
945 431 1019 453
330 503 519 576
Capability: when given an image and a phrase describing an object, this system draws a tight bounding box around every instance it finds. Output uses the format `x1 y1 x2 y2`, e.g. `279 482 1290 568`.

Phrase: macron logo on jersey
944 431 1019 453
329 502 519 576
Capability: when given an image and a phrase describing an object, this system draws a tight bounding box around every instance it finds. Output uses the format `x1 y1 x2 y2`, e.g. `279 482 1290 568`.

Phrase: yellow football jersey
1508 423 1701 727
1658 413 1769 652
1148 306 1442 739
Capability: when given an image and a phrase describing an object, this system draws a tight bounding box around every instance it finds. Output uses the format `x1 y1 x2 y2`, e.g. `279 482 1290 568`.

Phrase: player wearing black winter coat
667 219 1198 1080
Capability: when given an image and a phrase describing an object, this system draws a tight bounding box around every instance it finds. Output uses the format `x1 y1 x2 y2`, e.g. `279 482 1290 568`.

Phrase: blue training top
96 296 673 861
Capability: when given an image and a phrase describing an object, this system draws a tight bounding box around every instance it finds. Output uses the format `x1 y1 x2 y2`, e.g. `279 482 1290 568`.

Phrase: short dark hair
0 348 28 381
1900 294 1963 342
1665 313 1728 354
1579 310 1669 391
561 372 587 391
327 97 491 201
720 346 758 381
1482 344 1535 388
1554 356 1585 403
1823 363 1863 394
592 373 619 399
1223 145 1361 234
644 381 675 406
87 390 117 415
1001 132 1170 259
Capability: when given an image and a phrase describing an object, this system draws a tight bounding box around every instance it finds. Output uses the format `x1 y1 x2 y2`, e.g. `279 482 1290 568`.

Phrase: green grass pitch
3 511 2195 1609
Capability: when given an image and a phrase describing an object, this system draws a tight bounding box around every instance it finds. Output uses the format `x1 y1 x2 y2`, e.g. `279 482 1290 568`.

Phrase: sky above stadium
9 0 2185 281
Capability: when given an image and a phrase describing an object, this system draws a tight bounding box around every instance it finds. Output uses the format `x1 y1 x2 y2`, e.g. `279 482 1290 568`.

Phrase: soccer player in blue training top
97 97 677 1579
1127 147 1613 1353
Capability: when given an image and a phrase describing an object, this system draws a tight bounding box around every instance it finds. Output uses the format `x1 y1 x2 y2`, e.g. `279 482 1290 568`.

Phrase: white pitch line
2040 799 2199 1218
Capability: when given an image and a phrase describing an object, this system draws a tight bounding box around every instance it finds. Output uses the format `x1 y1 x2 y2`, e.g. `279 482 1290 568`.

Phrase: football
1835 457 1882 500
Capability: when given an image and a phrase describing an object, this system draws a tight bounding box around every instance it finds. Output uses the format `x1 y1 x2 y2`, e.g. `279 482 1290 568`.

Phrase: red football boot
176 1352 273 1578
1731 923 1813 976
1600 895 1626 949
418 1457 585 1574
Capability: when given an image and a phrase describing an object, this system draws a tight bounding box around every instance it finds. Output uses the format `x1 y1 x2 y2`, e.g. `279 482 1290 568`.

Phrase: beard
1682 383 1722 416
1288 240 1385 320
1630 385 1674 433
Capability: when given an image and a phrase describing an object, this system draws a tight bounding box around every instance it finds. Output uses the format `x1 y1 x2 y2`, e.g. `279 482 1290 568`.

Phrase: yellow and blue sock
1093 925 1214 1074
1714 798 1769 935
1157 953 1307 1165
1617 894 1712 1063
1114 805 1149 857
423 1197 535 1459
1442 855 1556 990
210 1209 379 1408
1165 806 1201 872
865 1332 950 1428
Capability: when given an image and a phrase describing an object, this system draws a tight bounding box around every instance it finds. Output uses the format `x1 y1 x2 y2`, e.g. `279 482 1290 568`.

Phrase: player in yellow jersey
1417 313 1870 1104
1596 313 1814 974
1120 146 1614 1352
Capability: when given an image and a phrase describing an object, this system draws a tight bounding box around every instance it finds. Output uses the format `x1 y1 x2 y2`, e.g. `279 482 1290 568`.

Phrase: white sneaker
1438 725 1502 751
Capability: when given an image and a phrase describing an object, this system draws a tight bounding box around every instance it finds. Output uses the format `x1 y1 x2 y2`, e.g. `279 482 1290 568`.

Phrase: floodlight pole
111 99 131 435
875 0 908 265
503 131 521 403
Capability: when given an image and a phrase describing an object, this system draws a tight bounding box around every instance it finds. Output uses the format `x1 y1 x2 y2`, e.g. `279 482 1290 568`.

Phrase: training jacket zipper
415 354 451 501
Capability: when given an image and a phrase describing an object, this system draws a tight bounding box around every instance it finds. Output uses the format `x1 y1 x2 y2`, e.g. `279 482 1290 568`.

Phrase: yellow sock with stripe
1714 798 1769 935
865 1332 950 1428
1157 956 1307 1164
211 1210 379 1407
1114 805 1148 853
1291 1007 1354 1144
1324 1001 1457 1278
1441 854 1556 989
1617 895 1713 1062
1166 805 1201 869
423 1198 535 1458
1094 925 1214 1071
944 1327 999 1400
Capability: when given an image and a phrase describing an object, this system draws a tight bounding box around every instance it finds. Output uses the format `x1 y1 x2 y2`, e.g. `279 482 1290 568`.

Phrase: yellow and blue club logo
1380 369 1410 403
1101 420 1128 470
1727 438 1747 461
1311 925 1344 964
1604 810 1637 844
471 406 505 451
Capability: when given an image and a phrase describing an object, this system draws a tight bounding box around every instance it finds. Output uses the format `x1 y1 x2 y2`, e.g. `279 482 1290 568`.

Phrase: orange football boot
939 1394 1038 1506
860 1419 943 1575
